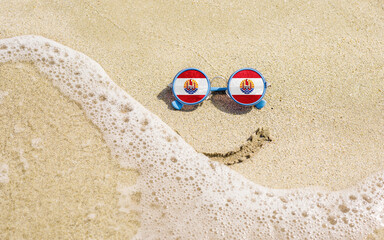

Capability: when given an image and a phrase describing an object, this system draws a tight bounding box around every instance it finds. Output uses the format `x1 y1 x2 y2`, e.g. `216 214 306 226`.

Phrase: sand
0 0 383 238
0 63 139 238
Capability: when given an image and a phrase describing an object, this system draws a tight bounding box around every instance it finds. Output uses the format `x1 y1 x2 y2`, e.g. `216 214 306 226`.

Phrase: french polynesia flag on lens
229 69 265 105
173 69 209 104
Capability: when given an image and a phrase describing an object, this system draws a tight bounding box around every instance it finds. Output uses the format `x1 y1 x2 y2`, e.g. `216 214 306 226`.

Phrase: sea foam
0 163 9 184
1 35 383 239
0 90 8 104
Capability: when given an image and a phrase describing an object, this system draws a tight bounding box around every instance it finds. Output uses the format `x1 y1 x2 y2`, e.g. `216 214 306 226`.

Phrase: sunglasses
170 68 268 110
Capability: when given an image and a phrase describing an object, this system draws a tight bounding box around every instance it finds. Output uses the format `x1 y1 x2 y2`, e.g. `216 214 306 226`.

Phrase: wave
1 35 383 239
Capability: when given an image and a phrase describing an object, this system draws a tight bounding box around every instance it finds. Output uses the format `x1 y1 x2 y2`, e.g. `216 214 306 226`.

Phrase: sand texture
0 0 383 239
0 63 139 238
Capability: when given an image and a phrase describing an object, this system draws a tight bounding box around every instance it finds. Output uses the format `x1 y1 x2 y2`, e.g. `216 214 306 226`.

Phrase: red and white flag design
228 69 265 105
173 69 209 104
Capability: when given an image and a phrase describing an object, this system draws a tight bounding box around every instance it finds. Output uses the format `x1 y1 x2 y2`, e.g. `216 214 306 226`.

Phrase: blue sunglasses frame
170 68 268 110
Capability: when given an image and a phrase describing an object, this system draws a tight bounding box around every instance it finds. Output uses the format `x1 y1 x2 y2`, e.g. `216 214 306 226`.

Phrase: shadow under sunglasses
157 86 252 114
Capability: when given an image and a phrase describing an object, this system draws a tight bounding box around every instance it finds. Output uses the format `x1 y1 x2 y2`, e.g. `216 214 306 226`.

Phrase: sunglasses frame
171 68 267 110
171 68 211 106
227 68 267 106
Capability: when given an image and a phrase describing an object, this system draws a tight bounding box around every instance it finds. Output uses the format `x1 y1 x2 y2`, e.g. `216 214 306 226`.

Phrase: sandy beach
1 0 383 239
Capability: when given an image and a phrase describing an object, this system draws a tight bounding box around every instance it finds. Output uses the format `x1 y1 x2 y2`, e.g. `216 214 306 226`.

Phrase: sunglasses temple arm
172 100 184 110
210 87 227 92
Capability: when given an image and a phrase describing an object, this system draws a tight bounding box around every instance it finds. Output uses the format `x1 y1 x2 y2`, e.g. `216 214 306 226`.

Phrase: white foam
31 138 43 149
1 35 384 239
18 149 29 171
0 90 8 104
14 123 25 133
86 213 97 220
0 163 9 184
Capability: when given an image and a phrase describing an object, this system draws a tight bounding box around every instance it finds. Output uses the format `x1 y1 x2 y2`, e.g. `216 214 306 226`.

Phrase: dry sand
0 0 383 238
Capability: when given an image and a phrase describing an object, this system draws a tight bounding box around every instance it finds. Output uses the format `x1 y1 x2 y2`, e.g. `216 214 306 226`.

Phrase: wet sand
1 0 383 238
0 63 139 238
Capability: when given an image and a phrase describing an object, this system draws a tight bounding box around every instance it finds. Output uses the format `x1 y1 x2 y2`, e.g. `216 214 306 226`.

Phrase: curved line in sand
203 128 272 165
